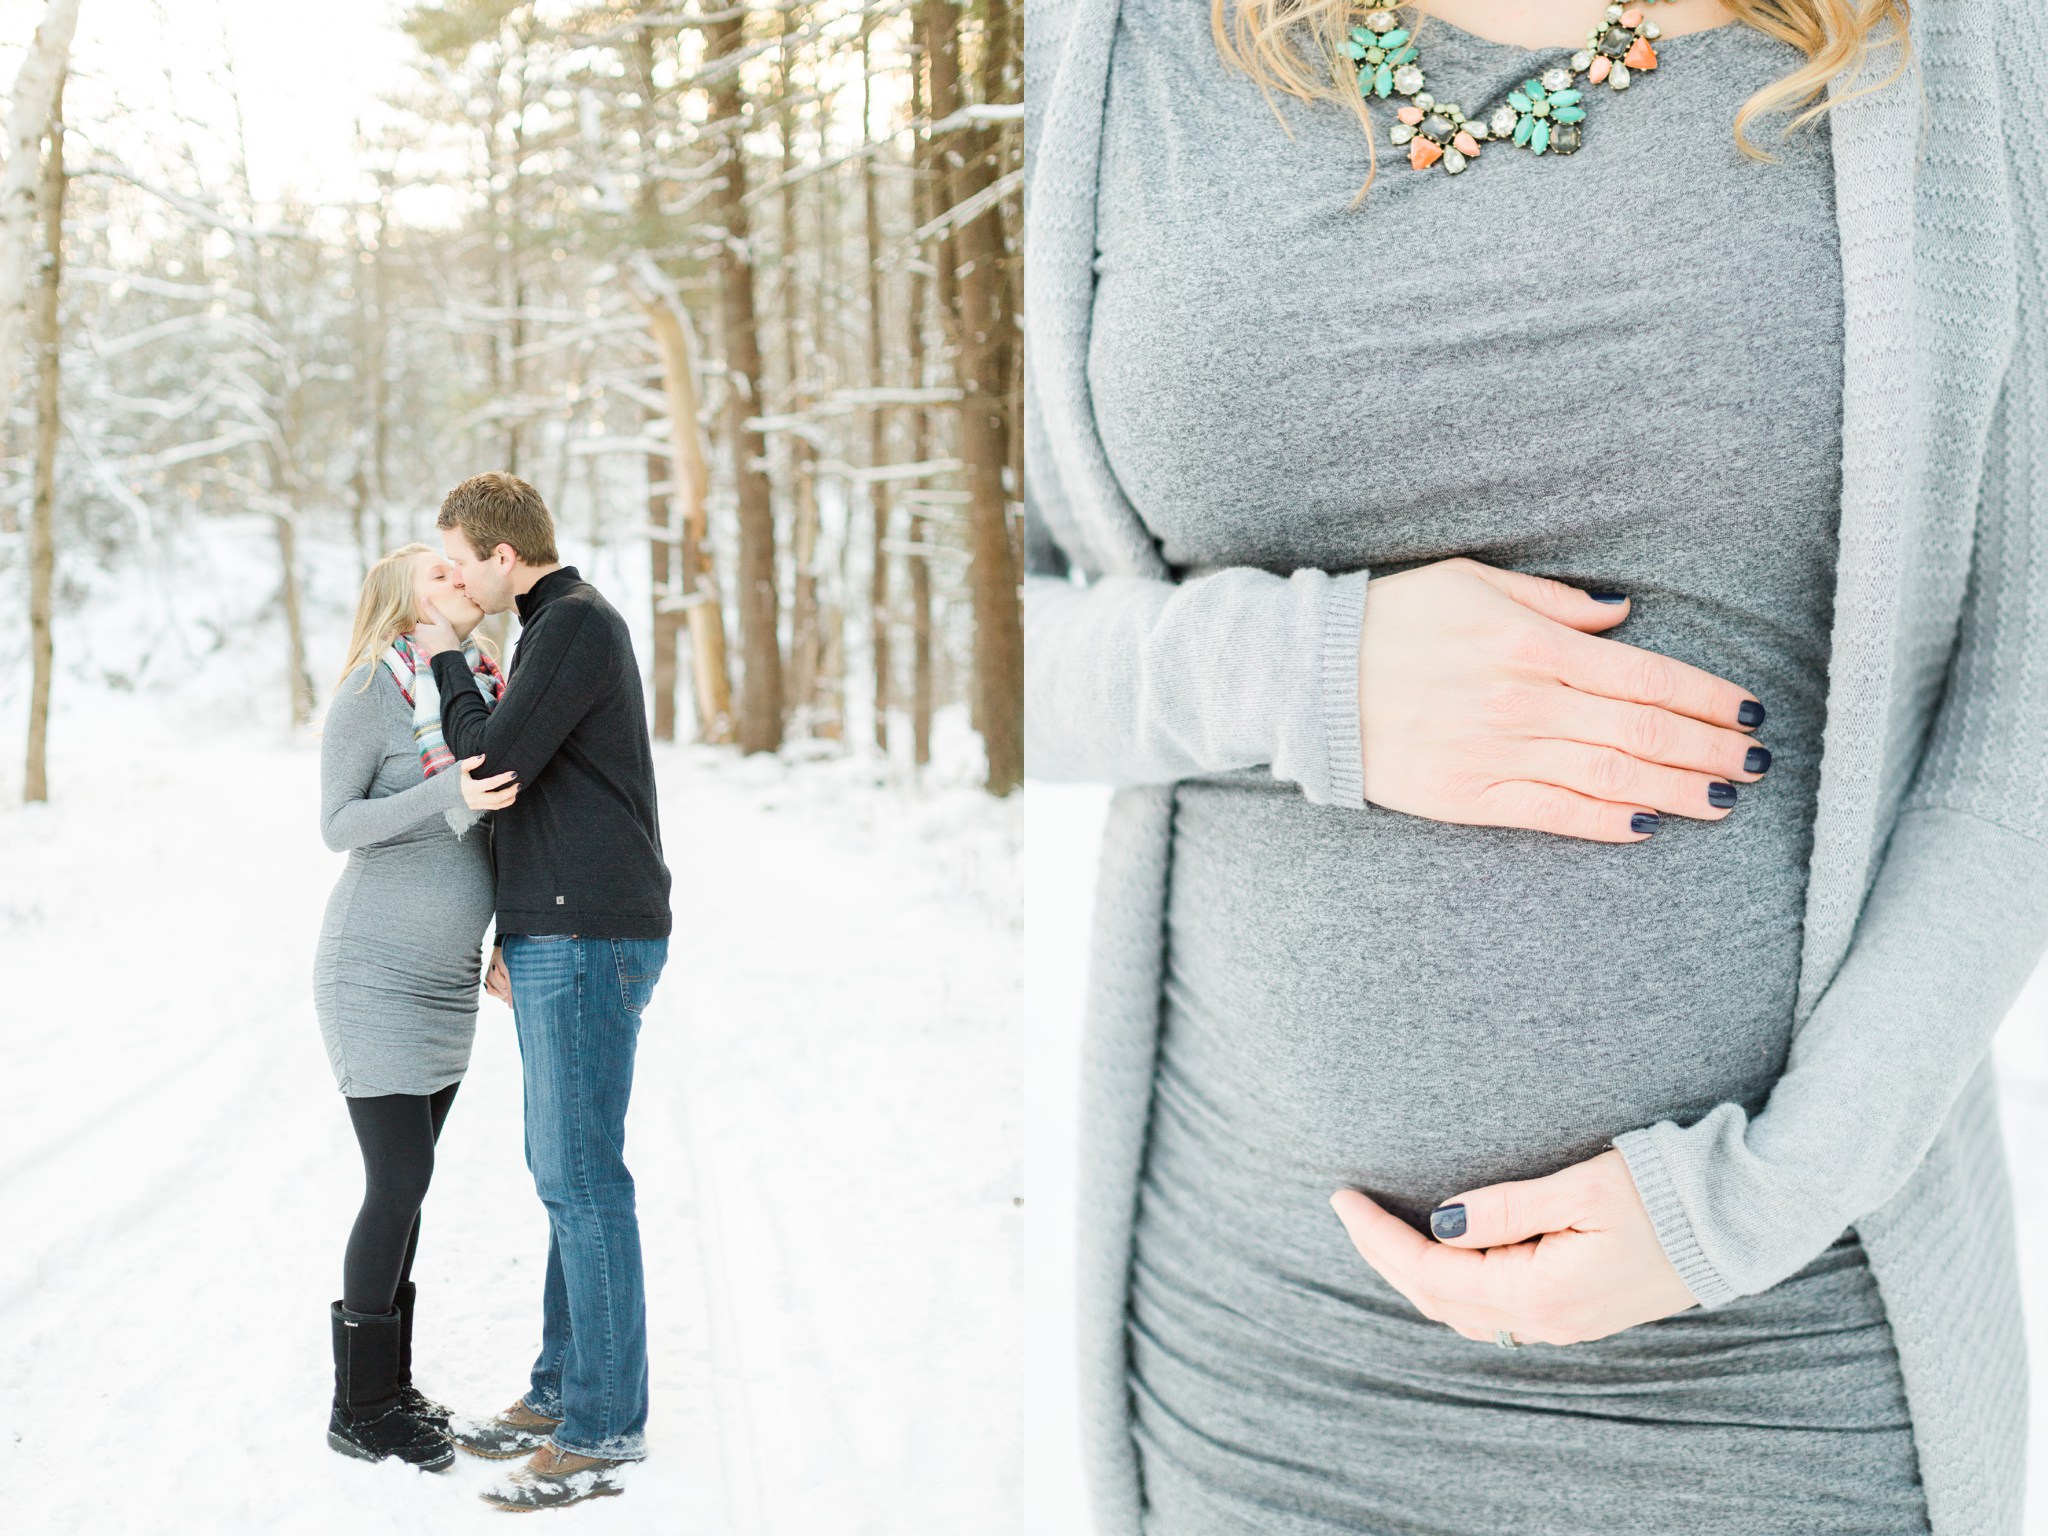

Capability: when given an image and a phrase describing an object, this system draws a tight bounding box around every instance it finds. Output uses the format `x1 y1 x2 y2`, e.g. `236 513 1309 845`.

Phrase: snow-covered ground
0 525 1022 1533
1025 782 2048 1535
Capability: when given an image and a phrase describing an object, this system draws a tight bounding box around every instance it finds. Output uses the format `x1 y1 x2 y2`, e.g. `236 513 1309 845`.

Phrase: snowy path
0 717 1022 1535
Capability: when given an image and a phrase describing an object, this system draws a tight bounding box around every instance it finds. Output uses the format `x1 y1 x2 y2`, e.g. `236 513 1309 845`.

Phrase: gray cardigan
1023 2 2048 1531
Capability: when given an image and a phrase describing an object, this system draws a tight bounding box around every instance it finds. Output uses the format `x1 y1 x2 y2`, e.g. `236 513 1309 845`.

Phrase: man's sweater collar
516 565 581 623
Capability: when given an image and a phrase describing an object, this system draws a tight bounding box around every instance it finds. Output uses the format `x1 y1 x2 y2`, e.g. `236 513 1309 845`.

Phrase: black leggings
342 1082 459 1315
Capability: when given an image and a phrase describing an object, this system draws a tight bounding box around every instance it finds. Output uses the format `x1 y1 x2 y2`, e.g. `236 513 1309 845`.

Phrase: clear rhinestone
1393 64 1425 95
1571 49 1593 70
1442 148 1468 174
1389 123 1414 144
1642 20 1660 37
1541 66 1572 92
1604 3 1623 19
1365 8 1399 31
1489 105 1518 137
1610 62 1631 88
1412 90 1433 108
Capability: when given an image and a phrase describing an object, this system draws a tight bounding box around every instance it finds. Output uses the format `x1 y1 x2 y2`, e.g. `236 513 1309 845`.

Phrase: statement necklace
1350 2 1677 175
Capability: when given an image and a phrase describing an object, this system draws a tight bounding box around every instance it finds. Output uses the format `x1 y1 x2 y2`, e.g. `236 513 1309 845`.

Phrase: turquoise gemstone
1350 25 1371 41
1512 114 1533 145
1531 121 1551 155
1549 88 1582 105
1387 43 1416 64
1554 105 1586 122
1346 39 1365 58
1374 62 1393 96
1358 65 1374 94
1522 77 1545 97
1379 27 1409 47
1507 90 1531 112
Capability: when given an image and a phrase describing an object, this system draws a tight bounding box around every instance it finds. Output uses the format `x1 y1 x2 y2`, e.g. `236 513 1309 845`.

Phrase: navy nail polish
1589 591 1628 604
1744 746 1772 775
1708 781 1738 809
1430 1204 1468 1240
1737 700 1766 729
1630 812 1660 835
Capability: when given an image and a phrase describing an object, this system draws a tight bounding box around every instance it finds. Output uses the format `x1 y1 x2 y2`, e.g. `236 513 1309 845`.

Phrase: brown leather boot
444 1397 564 1460
479 1442 631 1510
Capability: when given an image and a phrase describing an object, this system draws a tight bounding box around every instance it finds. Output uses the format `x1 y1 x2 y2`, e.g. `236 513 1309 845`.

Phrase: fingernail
1430 1204 1467 1240
1708 781 1738 809
1744 746 1772 775
1630 811 1660 835
1737 700 1766 728
1588 591 1628 604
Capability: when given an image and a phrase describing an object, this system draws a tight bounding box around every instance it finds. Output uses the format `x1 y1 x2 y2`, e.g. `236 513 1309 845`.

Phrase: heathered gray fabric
1024 0 2048 1531
1086 15 1927 1528
313 662 495 1097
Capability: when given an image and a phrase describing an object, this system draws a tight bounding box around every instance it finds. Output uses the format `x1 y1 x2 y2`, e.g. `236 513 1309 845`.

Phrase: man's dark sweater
433 565 671 940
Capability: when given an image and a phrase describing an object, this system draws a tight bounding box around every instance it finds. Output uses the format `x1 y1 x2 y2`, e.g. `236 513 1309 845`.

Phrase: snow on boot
445 1397 564 1460
327 1301 455 1471
478 1444 631 1511
392 1281 452 1431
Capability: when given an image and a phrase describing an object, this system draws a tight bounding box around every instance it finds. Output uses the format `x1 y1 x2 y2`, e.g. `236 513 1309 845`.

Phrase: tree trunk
648 449 681 741
863 12 892 755
23 73 66 805
0 0 82 416
925 0 1022 795
778 50 822 735
906 23 936 770
631 265 736 744
708 9 783 754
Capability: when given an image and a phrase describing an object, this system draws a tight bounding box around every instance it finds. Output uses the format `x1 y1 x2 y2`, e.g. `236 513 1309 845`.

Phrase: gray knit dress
1087 8 1926 1533
313 661 495 1098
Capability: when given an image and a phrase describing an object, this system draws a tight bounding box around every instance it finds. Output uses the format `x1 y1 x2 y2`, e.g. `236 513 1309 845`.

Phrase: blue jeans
501 933 668 1459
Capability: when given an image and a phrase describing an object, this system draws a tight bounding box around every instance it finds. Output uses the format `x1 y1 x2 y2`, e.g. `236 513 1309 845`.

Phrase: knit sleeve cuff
1318 571 1370 811
1611 1124 1740 1311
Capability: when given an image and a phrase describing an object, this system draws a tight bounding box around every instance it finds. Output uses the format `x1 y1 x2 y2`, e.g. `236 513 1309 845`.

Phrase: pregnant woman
316 542 517 1470
1025 0 2047 1531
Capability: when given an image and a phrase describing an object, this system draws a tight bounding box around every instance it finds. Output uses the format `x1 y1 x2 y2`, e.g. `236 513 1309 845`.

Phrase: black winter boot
328 1301 455 1471
392 1281 452 1431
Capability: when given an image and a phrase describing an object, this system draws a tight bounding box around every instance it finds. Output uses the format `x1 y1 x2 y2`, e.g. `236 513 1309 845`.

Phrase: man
415 471 673 1512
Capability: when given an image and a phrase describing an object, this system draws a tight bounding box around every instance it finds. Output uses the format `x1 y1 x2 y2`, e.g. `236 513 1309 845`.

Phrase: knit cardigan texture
1023 1 2048 1531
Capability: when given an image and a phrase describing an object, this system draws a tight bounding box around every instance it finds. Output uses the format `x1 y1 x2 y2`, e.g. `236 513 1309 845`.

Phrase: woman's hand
459 753 520 811
1328 1149 1698 1345
484 945 511 1006
1358 558 1770 843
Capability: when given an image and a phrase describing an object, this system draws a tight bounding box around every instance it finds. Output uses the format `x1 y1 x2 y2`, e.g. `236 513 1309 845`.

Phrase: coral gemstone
1624 36 1658 69
1397 105 1425 124
1452 131 1480 156
1588 54 1611 82
1620 6 1643 24
1409 137 1443 169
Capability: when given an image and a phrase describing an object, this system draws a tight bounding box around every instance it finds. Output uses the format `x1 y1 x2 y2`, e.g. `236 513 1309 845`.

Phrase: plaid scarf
383 634 506 835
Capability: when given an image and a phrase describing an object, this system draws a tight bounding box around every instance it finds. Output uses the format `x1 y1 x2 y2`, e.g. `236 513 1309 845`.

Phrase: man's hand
415 596 461 658
485 946 511 1007
1328 1148 1699 1346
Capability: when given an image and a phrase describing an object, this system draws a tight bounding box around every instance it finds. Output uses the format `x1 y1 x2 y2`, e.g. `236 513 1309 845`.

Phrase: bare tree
705 3 783 753
23 72 66 803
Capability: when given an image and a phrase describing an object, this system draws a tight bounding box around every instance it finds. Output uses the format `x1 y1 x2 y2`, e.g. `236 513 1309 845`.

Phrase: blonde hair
1213 0 1914 206
332 542 497 697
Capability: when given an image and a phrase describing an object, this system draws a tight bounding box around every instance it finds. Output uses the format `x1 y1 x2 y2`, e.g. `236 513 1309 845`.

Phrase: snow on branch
911 168 1022 245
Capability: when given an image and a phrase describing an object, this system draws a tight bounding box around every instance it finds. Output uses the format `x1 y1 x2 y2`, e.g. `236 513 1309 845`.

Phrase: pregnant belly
1158 771 1818 1227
